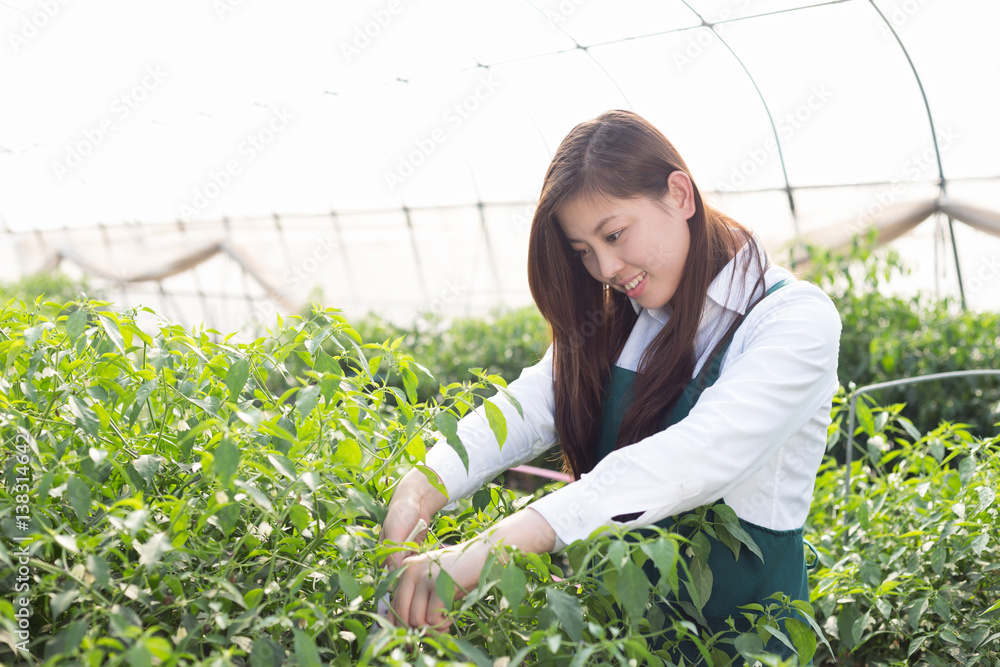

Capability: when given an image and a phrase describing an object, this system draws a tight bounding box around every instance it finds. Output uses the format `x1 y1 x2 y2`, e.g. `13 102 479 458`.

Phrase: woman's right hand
381 468 449 570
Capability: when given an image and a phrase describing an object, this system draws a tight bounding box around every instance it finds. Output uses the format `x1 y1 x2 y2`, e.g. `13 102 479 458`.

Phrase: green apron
594 279 811 661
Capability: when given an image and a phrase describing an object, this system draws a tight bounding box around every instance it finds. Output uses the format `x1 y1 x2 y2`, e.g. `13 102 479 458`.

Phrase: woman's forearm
479 507 557 557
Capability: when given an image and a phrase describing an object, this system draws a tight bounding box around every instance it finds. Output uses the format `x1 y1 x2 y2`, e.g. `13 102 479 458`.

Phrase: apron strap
690 277 794 393
804 538 821 571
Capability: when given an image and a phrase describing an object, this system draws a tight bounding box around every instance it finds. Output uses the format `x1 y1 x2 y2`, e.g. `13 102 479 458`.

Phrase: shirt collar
631 236 767 323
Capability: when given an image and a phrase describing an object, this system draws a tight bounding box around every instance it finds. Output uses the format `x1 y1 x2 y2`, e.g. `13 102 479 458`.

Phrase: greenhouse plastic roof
1 0 998 328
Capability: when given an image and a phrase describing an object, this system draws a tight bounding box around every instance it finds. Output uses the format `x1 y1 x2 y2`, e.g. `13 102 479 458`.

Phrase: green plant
791 230 1000 438
0 297 817 666
808 398 1000 665
1 271 99 310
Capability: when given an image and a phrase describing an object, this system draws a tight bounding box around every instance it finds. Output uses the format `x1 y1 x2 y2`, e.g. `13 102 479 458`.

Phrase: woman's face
557 172 694 311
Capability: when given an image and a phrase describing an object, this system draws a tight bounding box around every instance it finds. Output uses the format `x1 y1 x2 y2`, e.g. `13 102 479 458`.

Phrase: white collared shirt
424 245 842 549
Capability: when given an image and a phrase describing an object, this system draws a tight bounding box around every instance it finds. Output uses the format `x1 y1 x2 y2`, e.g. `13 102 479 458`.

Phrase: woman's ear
666 171 697 220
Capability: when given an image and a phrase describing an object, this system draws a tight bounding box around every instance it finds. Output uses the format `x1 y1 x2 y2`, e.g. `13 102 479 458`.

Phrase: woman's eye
573 248 590 258
606 230 623 243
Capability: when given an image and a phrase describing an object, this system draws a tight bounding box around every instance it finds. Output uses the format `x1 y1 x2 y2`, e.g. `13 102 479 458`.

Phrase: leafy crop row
1 300 816 666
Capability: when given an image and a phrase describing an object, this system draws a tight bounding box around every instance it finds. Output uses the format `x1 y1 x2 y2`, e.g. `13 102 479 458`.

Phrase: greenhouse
1 1 999 665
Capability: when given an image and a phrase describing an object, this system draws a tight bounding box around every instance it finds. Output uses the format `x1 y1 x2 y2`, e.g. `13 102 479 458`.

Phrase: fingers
390 557 452 631
389 567 415 628
408 583 429 629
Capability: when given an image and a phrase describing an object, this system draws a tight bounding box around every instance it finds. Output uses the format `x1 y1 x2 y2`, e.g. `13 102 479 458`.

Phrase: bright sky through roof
1 0 998 320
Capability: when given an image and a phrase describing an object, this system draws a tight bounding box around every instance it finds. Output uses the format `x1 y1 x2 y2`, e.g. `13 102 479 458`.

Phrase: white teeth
624 272 645 290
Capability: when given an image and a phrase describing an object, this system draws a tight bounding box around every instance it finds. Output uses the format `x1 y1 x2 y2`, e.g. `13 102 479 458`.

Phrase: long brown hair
527 110 766 479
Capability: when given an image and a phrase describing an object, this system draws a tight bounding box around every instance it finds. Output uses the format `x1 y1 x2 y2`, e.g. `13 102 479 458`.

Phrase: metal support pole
844 370 1000 502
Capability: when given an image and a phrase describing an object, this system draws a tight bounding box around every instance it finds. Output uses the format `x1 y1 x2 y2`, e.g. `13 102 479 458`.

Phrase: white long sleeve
423 345 560 509
528 276 840 545
424 257 841 549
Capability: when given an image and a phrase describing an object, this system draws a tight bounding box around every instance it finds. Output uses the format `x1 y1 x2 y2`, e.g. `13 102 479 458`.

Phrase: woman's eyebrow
564 213 622 243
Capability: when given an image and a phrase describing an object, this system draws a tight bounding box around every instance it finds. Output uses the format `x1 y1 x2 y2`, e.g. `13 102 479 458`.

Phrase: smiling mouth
621 272 646 290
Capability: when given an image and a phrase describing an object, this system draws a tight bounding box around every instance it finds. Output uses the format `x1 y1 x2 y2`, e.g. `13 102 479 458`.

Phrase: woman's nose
595 249 625 283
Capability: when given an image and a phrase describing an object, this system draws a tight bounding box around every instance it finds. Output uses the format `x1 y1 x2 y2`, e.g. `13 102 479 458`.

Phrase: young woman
380 110 841 657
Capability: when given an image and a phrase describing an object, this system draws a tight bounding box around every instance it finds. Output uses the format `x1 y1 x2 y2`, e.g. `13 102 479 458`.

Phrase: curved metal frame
843 369 1000 500
866 0 965 308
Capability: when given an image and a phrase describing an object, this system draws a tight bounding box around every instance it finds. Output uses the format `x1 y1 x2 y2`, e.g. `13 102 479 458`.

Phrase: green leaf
267 454 297 481
131 454 161 488
959 455 976 486
401 367 419 404
51 586 79 619
332 439 362 467
785 617 817 663
367 354 383 378
415 464 447 498
493 384 524 419
87 554 110 589
907 635 927 658
127 379 158 427
450 637 493 667
289 504 310 533
66 475 91 522
314 347 341 374
499 564 528 609
974 486 996 516
98 313 126 353
856 399 874 436
235 480 274 513
214 438 240 485
125 642 152 667
734 633 765 659
483 399 507 448
434 411 469 473
898 416 922 441
292 629 322 667
225 358 250 401
726 522 764 563
435 568 456 611
616 560 651 619
68 395 99 437
860 561 882 587
472 487 492 512
138 531 172 566
689 557 713 613
713 522 742 561
908 597 929 631
764 623 796 654
640 538 678 587
67 307 87 343
546 589 583 642
296 384 320 420
851 610 871 646
568 646 596 667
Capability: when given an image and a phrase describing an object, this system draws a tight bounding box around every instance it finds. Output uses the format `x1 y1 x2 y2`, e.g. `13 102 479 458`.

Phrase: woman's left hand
389 539 490 630
388 508 558 630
